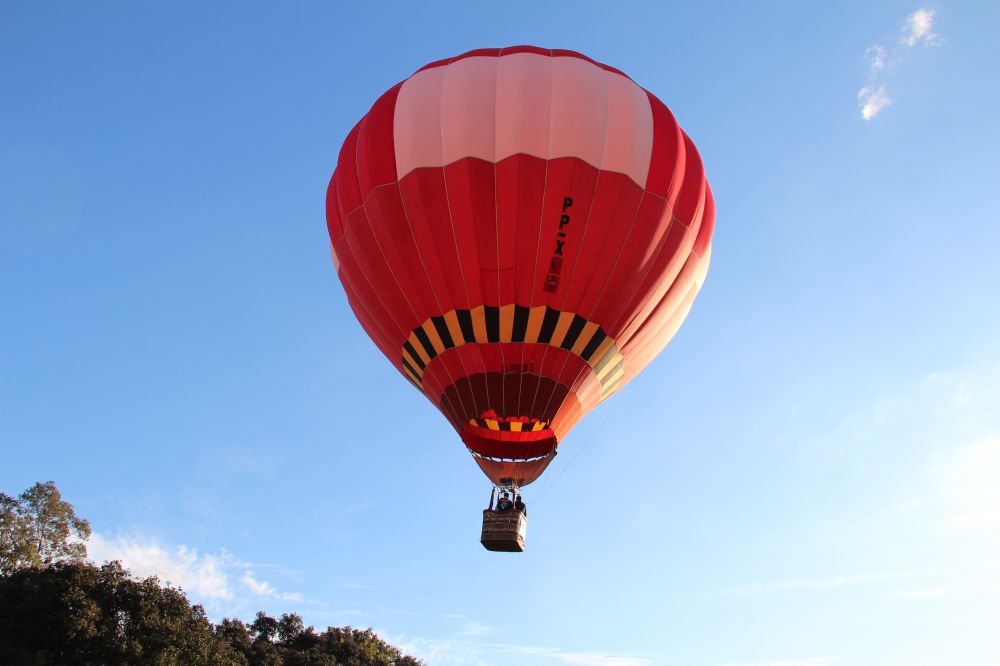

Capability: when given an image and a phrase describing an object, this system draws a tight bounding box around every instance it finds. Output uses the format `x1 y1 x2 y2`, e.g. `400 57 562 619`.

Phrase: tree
0 560 243 665
0 483 424 664
0 563 424 665
0 481 91 574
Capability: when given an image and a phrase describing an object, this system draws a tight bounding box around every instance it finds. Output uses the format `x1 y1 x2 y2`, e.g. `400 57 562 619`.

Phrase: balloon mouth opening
460 411 557 461
467 411 549 433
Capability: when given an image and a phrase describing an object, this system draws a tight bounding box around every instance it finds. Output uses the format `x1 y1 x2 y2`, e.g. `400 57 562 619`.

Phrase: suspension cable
529 386 628 507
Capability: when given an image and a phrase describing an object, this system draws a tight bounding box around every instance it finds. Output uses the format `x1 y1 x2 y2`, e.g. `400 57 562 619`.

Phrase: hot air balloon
326 47 714 551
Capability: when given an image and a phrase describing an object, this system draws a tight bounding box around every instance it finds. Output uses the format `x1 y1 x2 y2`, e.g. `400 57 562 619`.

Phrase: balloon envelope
327 47 714 486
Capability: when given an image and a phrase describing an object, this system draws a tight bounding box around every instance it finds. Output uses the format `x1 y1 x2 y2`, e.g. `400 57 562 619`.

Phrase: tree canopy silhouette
0 482 423 665
1 480 91 574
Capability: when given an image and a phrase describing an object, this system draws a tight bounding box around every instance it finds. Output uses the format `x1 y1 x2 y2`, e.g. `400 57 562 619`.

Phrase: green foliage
0 481 423 665
0 481 91 574
0 560 238 665
0 561 424 665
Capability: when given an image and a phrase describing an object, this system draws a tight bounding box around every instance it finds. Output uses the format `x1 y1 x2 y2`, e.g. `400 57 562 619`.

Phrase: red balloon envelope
326 47 714 488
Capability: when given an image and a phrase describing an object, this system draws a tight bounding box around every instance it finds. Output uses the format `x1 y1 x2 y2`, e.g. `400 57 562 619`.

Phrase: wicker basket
481 509 528 552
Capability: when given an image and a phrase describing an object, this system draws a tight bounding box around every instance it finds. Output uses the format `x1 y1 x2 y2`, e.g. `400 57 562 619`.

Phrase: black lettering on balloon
543 195 574 293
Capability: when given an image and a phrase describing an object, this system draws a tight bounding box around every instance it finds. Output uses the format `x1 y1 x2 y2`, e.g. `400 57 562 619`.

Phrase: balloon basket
481 509 527 552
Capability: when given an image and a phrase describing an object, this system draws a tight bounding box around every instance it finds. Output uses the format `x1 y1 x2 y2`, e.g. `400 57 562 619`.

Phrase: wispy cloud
719 657 837 666
382 634 487 666
241 570 277 596
87 533 305 610
892 585 966 599
725 570 924 596
903 436 1000 530
866 44 887 70
857 8 942 120
378 633 653 666
802 360 1000 597
497 644 652 666
936 438 1000 529
858 84 892 121
443 614 494 637
496 644 653 666
904 9 941 47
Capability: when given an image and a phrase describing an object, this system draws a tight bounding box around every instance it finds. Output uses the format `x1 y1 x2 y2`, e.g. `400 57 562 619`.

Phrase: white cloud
904 9 940 47
858 84 892 120
242 570 277 597
857 8 942 120
377 633 653 666
716 659 837 666
87 533 306 611
87 533 234 599
380 634 487 666
497 645 653 666
865 45 887 70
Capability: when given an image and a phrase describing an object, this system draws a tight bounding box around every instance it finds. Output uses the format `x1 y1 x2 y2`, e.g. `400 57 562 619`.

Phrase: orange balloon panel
327 47 714 485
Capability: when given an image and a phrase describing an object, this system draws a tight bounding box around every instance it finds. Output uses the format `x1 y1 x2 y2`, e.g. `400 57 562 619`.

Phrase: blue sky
3 2 999 665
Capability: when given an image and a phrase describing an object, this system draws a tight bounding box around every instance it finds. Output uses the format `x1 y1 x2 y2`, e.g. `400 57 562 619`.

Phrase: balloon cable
529 385 628 507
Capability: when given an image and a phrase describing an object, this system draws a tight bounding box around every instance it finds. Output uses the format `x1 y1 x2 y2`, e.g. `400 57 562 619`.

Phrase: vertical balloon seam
427 172 480 427
575 183 647 402
440 67 489 425
508 62 541 425
542 109 608 413
422 169 476 428
611 135 706 358
623 257 702 366
334 123 361 223
614 222 691 380
605 130 699 371
488 56 509 430
617 211 698 353
622 281 701 386
337 268 399 378
423 165 483 418
531 62 603 422
504 67 537 416
631 266 704 364
517 56 555 419
393 71 477 427
569 90 661 378
396 174 473 425
622 194 713 375
350 106 434 394
438 63 491 426
427 62 487 421
337 209 416 390
337 195 408 339
612 214 686 354
354 181 430 339
523 57 563 427
537 63 614 423
338 211 410 376
620 218 711 383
